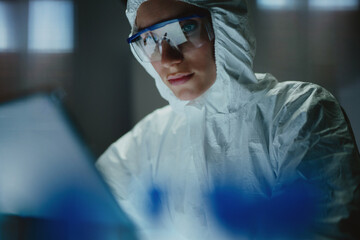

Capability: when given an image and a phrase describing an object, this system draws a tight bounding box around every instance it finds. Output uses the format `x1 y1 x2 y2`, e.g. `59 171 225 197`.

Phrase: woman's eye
182 22 198 34
142 34 156 46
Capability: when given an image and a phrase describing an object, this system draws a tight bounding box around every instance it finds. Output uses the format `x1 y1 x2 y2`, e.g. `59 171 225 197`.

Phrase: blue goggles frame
127 14 204 44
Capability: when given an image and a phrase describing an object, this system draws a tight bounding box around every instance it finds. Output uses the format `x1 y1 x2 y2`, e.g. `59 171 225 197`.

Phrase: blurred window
0 0 74 102
28 0 74 53
309 0 359 10
257 0 301 10
0 1 17 51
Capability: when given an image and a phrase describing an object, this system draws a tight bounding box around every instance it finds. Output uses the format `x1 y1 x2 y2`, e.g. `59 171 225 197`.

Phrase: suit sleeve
96 117 153 230
271 84 360 239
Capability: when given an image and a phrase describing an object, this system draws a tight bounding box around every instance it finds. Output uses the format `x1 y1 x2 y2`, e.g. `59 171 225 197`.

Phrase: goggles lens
128 15 213 63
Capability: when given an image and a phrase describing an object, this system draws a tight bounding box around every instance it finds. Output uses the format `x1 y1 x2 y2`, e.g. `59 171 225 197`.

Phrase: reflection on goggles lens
129 16 213 62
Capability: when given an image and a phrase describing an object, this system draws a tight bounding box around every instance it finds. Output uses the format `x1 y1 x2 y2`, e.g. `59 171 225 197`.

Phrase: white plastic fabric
96 0 360 239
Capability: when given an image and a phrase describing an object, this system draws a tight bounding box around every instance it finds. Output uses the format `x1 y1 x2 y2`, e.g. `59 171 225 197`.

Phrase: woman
97 0 360 239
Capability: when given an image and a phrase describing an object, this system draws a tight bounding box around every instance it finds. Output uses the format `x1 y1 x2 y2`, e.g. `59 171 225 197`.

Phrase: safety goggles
127 14 214 63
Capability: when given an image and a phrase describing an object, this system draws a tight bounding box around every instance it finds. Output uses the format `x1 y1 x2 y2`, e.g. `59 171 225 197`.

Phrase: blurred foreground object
209 181 319 239
0 93 137 239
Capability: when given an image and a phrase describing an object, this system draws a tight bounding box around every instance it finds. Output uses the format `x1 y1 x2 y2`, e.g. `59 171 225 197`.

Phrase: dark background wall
67 0 132 156
0 0 359 158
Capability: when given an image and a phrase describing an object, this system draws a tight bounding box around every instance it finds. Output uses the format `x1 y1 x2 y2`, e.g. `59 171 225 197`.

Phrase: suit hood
125 0 258 113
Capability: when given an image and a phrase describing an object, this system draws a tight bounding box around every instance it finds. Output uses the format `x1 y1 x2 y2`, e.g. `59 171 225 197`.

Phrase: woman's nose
160 40 183 67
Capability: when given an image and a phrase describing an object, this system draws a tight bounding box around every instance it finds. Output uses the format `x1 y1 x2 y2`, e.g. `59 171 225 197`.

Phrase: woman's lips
167 73 194 86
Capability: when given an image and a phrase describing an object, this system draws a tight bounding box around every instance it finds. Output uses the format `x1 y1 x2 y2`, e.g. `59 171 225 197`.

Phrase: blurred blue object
209 181 319 239
209 185 259 236
0 93 137 239
148 186 163 218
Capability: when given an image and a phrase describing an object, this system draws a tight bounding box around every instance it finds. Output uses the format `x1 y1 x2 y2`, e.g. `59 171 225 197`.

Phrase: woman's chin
174 89 204 101
176 92 198 101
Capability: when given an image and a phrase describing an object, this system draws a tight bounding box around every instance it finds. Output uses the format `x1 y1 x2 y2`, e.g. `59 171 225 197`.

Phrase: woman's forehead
135 0 207 30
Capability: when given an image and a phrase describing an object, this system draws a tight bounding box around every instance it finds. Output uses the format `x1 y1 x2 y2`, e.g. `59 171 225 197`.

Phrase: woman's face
136 0 216 101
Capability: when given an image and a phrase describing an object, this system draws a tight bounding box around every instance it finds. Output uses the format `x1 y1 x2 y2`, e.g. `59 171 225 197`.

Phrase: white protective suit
96 0 360 239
